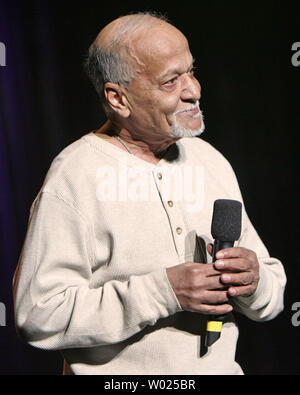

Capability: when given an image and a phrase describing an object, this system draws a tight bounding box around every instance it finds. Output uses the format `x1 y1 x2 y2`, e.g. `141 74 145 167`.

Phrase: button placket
152 167 187 258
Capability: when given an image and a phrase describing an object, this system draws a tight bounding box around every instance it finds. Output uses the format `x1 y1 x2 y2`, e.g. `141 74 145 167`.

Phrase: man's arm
219 208 287 321
167 139 286 321
13 192 181 350
166 222 285 322
205 147 287 322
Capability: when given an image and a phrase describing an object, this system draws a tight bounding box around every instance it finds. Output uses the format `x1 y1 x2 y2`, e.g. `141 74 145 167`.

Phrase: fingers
215 247 254 260
214 247 258 273
184 262 228 286
192 303 233 315
166 250 259 314
227 285 257 298
184 288 232 314
184 289 232 314
214 258 249 272
166 262 234 314
203 290 230 304
211 246 260 298
220 272 254 287
222 272 258 298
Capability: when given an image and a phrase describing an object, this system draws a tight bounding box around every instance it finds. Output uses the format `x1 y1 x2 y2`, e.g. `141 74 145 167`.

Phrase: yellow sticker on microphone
206 321 223 332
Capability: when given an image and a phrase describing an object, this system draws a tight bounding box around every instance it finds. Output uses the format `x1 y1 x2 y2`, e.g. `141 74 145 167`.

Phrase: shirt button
176 227 182 235
168 200 174 207
157 172 162 180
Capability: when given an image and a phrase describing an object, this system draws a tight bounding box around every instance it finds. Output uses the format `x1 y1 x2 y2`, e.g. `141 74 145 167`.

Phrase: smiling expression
120 22 202 141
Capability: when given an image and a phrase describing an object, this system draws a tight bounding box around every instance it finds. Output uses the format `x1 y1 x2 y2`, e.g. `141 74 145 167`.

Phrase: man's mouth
175 102 200 118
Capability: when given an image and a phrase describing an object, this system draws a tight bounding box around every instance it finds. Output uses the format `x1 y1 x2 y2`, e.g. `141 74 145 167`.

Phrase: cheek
137 95 178 126
128 85 180 128
156 95 180 123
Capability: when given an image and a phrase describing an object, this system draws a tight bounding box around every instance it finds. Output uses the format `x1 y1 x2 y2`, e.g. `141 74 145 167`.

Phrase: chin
169 115 205 138
169 108 205 138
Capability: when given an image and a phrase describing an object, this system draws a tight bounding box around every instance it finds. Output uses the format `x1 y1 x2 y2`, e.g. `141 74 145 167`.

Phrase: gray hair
84 12 169 116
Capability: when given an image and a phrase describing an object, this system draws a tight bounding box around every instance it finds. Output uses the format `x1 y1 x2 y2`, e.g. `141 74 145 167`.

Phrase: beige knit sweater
13 132 286 375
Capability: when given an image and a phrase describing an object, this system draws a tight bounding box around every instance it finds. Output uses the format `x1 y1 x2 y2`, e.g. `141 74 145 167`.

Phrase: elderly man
14 12 286 375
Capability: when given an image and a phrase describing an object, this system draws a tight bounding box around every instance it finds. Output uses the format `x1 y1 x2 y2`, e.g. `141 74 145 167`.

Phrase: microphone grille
211 199 242 241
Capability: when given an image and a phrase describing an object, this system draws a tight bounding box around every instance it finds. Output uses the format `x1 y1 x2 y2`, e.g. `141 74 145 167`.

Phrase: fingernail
216 251 224 258
215 260 224 269
222 274 231 282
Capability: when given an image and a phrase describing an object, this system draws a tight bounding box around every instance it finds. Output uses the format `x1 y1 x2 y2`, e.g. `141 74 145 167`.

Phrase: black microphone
205 199 242 347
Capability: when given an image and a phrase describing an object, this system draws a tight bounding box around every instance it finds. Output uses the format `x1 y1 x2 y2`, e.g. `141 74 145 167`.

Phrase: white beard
169 102 205 138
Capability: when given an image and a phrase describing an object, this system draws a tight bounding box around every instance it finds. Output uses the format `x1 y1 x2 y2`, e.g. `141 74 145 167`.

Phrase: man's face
123 23 203 141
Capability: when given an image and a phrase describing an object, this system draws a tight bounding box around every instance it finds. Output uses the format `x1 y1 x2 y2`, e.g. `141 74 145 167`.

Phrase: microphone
205 199 242 347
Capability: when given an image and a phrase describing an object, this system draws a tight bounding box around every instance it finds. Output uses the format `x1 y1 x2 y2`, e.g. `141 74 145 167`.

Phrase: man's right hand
166 262 233 315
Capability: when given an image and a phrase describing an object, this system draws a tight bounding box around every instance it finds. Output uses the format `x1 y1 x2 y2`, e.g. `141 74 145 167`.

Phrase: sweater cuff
147 268 183 317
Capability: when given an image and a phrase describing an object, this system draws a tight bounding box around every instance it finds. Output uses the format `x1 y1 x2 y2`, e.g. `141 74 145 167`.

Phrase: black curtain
0 0 299 374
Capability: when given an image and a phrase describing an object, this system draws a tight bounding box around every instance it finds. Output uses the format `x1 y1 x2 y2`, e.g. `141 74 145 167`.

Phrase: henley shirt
13 132 286 375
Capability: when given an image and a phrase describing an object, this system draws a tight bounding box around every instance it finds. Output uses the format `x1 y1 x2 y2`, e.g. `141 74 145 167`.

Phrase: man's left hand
208 246 260 298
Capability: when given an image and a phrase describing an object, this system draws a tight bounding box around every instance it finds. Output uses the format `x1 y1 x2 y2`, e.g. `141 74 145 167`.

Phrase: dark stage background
0 0 299 375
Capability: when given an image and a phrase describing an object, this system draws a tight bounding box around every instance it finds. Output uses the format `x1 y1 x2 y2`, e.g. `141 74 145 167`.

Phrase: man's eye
189 66 197 75
165 76 178 85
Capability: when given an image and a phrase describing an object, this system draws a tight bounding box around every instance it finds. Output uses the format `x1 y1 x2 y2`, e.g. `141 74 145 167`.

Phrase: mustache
174 101 200 116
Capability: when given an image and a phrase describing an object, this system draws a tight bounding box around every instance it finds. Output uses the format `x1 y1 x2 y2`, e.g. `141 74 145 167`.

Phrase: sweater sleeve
221 161 287 321
232 208 286 321
13 192 181 351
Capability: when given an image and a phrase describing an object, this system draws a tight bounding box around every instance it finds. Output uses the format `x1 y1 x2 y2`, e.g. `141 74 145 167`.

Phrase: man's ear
104 82 130 118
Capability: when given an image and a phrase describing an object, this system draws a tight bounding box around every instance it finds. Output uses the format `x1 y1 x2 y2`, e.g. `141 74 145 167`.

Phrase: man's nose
181 74 201 102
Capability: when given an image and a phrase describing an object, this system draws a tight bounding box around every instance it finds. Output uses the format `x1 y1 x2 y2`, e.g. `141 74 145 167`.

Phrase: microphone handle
212 240 234 261
205 240 234 347
212 239 234 321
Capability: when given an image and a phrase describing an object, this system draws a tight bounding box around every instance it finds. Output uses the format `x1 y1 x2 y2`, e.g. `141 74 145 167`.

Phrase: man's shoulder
47 134 90 173
180 136 221 153
179 136 231 167
40 133 97 195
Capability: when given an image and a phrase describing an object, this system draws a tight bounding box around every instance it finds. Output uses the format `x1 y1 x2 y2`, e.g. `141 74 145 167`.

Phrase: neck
96 120 178 160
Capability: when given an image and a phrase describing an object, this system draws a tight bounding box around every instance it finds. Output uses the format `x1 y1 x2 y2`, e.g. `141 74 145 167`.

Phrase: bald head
85 12 185 115
95 13 168 50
